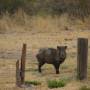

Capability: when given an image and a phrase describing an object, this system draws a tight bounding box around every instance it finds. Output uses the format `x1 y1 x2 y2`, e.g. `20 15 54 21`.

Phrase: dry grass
0 12 90 90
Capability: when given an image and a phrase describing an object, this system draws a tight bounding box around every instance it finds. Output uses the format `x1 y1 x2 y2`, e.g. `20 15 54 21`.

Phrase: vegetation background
0 0 90 90
0 0 90 18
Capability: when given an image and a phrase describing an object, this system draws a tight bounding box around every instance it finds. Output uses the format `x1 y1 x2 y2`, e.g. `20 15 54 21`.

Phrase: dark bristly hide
36 46 67 74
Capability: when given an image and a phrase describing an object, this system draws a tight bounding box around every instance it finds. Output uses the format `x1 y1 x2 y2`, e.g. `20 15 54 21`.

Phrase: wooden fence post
77 38 88 80
16 60 21 86
20 43 27 84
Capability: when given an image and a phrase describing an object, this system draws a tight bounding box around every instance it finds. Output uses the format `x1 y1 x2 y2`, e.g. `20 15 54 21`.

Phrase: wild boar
36 46 67 74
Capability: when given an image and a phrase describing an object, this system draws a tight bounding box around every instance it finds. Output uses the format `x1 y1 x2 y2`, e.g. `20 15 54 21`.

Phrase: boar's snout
57 46 67 59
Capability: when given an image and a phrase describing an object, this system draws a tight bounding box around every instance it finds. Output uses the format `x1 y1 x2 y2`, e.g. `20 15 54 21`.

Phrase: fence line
16 38 89 87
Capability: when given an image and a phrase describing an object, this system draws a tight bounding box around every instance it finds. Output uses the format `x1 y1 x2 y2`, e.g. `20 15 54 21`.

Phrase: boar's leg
53 63 60 74
38 62 45 73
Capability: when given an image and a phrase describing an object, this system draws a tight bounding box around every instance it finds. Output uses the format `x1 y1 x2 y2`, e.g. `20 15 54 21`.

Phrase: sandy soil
0 15 90 90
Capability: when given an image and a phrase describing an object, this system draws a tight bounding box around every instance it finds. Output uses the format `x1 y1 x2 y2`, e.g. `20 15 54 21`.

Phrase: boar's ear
57 46 60 49
65 46 67 49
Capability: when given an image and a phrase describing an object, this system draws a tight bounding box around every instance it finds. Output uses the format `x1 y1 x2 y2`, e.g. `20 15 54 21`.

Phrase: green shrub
80 86 90 90
25 80 41 86
0 0 24 14
0 0 90 17
47 79 66 89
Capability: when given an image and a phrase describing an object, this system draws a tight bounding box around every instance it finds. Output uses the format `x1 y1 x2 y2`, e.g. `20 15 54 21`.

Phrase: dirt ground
0 15 90 90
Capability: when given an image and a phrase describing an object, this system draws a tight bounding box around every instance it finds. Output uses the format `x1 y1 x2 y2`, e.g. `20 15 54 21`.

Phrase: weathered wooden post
20 43 27 84
77 38 88 80
16 60 21 86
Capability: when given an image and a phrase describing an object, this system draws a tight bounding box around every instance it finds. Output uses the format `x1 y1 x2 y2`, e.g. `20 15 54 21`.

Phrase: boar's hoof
56 70 59 74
